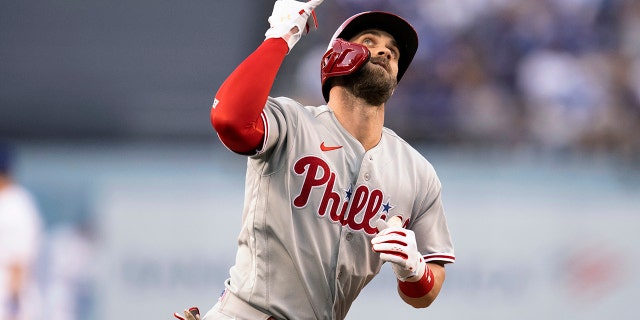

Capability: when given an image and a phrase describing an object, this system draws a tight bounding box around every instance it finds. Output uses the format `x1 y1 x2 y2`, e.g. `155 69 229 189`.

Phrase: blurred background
1 0 639 319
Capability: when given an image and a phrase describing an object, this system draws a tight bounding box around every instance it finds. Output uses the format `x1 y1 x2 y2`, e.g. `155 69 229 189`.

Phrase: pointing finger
307 0 324 9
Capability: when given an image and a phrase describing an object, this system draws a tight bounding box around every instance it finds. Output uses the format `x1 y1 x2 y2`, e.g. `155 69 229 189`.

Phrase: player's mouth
370 58 390 73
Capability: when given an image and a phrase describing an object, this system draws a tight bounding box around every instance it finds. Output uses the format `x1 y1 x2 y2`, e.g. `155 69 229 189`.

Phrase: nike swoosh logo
320 142 343 152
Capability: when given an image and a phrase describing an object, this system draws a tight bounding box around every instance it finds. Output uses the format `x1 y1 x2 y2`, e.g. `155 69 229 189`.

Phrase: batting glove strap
392 255 425 281
398 265 435 298
264 0 323 52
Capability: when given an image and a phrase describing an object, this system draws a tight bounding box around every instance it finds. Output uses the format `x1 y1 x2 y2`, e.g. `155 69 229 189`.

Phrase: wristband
398 265 435 298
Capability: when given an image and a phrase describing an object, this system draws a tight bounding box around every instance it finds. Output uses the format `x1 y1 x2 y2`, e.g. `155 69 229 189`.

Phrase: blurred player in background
176 0 455 319
0 143 43 320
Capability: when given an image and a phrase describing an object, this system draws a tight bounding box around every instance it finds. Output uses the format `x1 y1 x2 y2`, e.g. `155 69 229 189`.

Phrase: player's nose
374 46 392 60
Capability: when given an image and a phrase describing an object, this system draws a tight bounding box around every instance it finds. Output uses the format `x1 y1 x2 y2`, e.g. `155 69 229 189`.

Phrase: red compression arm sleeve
211 38 289 154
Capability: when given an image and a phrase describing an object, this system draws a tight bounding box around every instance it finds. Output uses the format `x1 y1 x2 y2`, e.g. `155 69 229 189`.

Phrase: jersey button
345 232 353 241
364 173 370 181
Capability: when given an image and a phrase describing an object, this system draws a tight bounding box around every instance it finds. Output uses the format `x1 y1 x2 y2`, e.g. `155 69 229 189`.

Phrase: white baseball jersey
0 184 43 320
224 96 455 320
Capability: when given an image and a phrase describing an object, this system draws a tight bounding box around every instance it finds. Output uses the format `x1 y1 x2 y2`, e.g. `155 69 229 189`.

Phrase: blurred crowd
296 0 640 161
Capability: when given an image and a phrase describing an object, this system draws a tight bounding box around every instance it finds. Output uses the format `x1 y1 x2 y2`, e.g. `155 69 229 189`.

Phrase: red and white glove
372 217 426 281
173 307 200 320
265 0 324 52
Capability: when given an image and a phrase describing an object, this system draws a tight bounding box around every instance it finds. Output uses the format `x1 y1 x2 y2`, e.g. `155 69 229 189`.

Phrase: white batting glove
173 307 200 320
372 217 426 282
265 0 324 52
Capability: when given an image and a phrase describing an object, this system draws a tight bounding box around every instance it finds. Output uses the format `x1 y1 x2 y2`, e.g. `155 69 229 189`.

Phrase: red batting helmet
320 11 419 102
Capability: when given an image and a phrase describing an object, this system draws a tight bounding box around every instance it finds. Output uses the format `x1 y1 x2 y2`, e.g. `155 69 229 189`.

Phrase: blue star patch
382 201 393 213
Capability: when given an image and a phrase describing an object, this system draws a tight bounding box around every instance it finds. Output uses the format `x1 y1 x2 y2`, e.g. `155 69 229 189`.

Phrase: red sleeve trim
424 253 455 264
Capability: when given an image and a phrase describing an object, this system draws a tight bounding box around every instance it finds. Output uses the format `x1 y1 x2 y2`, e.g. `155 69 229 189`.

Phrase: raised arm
210 39 288 154
210 0 323 154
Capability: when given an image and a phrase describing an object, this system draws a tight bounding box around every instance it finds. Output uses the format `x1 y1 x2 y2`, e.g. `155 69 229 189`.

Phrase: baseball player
175 0 455 319
0 143 44 320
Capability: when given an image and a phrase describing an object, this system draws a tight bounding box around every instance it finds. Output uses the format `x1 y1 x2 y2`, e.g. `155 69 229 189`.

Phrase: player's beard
333 60 397 106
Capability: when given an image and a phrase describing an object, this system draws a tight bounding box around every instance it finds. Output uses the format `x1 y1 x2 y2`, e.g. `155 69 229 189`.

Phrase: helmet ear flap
321 38 370 102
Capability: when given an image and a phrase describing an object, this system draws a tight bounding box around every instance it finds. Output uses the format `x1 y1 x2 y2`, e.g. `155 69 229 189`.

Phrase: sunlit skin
352 29 400 81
